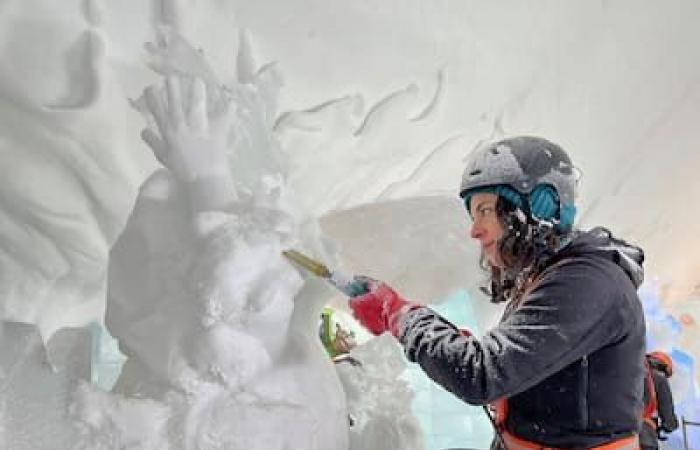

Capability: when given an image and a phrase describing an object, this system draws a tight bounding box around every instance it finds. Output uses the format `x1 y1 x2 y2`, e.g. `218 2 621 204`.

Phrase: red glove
348 281 417 337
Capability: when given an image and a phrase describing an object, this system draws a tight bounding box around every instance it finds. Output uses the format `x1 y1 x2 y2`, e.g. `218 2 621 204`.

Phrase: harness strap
490 397 639 450
642 358 658 429
500 430 640 450
492 397 508 427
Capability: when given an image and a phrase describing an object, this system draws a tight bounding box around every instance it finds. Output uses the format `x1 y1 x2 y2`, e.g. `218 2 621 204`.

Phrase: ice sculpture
336 334 425 450
71 30 349 449
2 2 698 449
0 324 90 450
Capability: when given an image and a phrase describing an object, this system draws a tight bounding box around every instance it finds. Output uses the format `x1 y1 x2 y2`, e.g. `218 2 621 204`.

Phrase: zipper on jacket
579 355 590 428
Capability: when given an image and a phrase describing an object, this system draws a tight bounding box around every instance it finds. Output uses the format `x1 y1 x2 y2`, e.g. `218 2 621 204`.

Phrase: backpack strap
642 357 658 430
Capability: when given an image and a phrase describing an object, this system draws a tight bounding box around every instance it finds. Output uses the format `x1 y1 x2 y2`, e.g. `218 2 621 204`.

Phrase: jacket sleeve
397 259 628 405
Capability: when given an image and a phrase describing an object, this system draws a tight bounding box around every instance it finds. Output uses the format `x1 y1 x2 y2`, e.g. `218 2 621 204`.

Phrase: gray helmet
459 136 577 226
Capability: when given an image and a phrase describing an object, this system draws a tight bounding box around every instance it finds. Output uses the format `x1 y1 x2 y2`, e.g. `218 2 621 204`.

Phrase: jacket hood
557 227 645 289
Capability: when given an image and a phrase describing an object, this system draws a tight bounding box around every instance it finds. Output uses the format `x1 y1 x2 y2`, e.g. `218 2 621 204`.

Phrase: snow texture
69 30 353 450
335 334 425 450
0 1 700 449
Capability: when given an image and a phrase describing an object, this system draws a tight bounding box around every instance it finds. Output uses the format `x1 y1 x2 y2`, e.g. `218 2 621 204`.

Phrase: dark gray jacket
398 228 646 448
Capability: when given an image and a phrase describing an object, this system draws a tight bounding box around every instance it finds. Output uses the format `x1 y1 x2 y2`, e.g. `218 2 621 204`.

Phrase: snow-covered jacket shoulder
398 228 646 448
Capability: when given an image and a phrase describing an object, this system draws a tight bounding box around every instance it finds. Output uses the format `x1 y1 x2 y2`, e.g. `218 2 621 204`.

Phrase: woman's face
469 192 505 268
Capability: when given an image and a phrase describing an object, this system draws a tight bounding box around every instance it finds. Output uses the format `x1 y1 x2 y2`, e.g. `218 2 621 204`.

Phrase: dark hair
481 197 567 303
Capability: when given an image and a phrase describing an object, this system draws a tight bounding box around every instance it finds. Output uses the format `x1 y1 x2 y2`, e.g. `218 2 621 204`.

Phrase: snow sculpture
72 30 349 450
336 334 425 450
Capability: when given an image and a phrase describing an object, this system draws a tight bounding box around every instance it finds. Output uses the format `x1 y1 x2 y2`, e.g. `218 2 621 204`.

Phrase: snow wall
1 1 700 449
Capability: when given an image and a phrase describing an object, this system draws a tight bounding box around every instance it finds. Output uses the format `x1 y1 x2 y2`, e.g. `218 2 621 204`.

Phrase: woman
349 136 647 449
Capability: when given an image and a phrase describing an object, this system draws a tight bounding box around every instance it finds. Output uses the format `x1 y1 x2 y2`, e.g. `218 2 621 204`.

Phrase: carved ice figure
72 30 348 450
336 334 425 450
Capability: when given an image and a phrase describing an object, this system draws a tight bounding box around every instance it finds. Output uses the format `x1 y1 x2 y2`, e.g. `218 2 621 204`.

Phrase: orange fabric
500 429 549 450
500 430 639 450
643 417 657 430
589 435 639 450
647 351 673 377
642 359 658 428
491 397 640 450
491 397 508 427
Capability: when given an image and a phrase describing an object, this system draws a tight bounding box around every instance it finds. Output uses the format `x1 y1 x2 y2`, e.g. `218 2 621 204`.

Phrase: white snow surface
336 334 425 450
1 1 699 343
1 1 700 449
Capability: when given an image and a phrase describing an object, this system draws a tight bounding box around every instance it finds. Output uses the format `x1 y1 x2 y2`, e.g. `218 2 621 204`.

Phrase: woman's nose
470 221 483 240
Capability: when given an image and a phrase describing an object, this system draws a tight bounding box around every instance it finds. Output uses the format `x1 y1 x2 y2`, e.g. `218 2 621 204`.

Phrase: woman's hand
348 280 418 337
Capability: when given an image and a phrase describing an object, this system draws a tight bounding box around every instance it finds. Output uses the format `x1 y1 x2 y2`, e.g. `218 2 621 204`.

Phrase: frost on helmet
459 136 577 210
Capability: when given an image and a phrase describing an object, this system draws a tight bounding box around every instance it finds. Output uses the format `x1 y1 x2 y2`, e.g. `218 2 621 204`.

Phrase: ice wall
405 291 494 450
0 0 149 341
